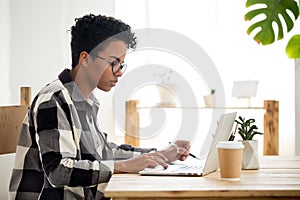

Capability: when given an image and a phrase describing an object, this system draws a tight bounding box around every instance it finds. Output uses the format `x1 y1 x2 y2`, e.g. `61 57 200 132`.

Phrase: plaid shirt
9 69 155 200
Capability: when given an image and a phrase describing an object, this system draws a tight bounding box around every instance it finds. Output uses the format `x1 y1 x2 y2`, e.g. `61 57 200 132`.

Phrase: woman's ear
79 51 89 67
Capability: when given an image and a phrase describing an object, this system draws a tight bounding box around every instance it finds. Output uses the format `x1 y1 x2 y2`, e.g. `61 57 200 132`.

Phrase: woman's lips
111 80 117 87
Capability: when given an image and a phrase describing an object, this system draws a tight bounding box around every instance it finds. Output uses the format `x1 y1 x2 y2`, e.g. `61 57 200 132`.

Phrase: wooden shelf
125 100 279 156
137 105 264 110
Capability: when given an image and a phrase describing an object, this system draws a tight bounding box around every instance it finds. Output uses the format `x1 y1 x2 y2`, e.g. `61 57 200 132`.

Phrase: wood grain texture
264 100 279 155
0 87 30 154
104 157 300 200
0 106 28 154
20 86 31 106
125 100 140 147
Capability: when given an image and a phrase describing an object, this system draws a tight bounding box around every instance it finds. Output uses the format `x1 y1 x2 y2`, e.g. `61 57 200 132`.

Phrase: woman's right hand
114 152 168 173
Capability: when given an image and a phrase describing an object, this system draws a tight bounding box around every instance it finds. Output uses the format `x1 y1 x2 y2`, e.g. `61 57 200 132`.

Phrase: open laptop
139 112 237 176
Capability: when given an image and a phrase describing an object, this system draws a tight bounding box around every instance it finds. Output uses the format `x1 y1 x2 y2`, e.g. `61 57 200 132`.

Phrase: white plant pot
203 94 215 107
156 83 178 106
242 140 260 169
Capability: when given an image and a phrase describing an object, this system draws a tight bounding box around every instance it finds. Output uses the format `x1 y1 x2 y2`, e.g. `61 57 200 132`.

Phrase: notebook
139 112 237 176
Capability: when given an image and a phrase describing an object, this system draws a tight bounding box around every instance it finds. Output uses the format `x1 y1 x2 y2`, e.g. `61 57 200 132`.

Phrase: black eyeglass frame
95 56 127 75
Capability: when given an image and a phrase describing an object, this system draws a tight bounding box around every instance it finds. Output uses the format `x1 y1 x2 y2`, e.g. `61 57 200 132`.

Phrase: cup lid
216 141 244 149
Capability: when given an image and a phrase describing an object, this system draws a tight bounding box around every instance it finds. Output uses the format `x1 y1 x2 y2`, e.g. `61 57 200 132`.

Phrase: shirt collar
58 68 99 108
58 68 73 84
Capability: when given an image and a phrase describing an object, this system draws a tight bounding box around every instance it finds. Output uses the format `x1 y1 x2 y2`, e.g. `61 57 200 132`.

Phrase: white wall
296 59 300 155
0 0 11 105
114 0 297 156
8 0 115 105
2 0 117 138
0 0 298 156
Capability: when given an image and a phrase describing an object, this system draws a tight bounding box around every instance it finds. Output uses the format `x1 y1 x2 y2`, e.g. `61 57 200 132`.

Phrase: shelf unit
125 100 279 155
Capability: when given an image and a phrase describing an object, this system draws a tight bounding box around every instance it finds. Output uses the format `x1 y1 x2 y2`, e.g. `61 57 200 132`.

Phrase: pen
168 142 200 160
188 153 200 160
229 123 238 141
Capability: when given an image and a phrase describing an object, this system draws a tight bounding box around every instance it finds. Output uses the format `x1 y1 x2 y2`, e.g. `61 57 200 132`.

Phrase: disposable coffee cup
217 141 244 181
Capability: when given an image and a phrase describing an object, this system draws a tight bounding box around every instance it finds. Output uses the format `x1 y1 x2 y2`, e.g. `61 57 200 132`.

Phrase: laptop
139 112 237 176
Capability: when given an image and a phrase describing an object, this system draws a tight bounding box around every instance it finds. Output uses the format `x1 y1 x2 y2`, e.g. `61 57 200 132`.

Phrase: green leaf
234 119 243 125
238 130 247 140
239 116 244 122
286 34 300 58
236 115 263 140
245 119 255 125
250 124 258 129
245 0 299 45
249 131 264 140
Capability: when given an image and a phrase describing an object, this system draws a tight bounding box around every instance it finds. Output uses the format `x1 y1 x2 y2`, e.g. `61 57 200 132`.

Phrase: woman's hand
114 151 168 173
158 140 190 163
113 140 190 173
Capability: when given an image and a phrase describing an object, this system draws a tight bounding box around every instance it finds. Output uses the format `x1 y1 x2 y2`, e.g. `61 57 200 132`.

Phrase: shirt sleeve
108 142 157 160
101 160 114 173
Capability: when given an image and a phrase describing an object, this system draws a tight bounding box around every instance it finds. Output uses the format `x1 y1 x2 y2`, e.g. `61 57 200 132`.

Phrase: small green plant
235 116 263 140
211 89 215 95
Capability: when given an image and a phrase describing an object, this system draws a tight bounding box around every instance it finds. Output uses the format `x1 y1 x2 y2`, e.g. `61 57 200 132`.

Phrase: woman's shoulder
39 79 65 94
32 79 72 107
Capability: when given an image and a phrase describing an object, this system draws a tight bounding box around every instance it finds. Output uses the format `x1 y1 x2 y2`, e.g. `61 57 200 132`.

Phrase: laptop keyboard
169 164 203 173
140 163 204 175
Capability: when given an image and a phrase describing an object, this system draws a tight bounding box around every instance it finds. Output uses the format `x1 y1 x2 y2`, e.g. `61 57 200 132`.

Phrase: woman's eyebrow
109 56 123 63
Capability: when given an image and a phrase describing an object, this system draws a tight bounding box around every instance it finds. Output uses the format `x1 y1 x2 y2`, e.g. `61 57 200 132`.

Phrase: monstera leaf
286 34 300 58
245 0 299 45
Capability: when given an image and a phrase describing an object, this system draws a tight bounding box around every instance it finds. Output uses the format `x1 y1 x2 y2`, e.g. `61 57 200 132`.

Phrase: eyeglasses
95 56 127 75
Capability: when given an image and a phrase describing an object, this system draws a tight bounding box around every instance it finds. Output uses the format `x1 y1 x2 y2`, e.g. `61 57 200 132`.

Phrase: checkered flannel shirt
9 69 155 200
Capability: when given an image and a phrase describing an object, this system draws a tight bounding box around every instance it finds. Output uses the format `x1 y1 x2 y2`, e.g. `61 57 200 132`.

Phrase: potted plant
235 116 263 169
154 69 178 106
203 89 215 108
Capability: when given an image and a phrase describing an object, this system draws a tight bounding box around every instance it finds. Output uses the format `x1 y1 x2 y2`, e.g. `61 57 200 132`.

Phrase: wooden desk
104 156 300 200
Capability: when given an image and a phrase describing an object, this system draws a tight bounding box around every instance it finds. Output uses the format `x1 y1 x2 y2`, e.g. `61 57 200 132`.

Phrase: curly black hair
70 14 137 67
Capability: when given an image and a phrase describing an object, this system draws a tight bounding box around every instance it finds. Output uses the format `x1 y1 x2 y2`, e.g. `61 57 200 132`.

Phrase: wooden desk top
104 156 300 200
